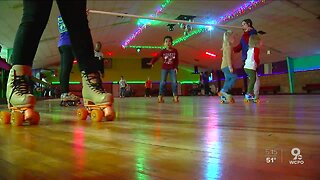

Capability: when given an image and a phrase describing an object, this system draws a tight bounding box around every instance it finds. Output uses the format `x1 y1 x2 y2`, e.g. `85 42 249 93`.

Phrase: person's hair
243 19 253 28
223 30 233 47
249 34 260 48
164 36 173 42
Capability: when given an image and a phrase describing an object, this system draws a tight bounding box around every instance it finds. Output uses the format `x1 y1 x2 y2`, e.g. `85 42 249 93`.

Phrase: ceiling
0 0 319 71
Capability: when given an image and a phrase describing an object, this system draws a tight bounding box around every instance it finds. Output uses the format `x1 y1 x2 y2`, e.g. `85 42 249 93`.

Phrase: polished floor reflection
0 95 320 179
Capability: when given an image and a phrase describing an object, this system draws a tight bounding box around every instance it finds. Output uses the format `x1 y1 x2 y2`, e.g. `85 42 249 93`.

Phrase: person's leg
11 0 53 66
169 69 178 96
253 73 260 98
56 0 112 105
59 45 74 94
159 69 168 96
56 0 97 73
244 68 256 94
169 69 179 102
221 67 231 93
7 0 53 108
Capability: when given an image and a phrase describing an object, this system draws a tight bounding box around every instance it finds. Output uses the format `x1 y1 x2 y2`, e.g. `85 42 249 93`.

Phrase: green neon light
126 28 206 49
173 28 206 46
128 45 163 49
180 81 200 84
52 82 81 85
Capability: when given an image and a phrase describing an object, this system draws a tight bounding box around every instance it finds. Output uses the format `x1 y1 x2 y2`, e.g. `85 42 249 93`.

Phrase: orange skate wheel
103 106 116 121
24 109 37 122
91 109 103 122
77 108 88 120
230 98 235 103
11 111 24 126
0 111 11 124
30 111 40 125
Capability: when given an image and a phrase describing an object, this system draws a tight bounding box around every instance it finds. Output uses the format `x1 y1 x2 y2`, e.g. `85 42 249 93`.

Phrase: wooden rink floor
0 95 320 179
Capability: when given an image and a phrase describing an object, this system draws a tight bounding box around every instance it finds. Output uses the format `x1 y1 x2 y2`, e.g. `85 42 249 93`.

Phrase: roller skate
218 91 235 104
60 92 81 106
173 95 179 103
243 93 255 103
158 95 164 103
76 72 115 122
0 65 40 126
252 95 260 103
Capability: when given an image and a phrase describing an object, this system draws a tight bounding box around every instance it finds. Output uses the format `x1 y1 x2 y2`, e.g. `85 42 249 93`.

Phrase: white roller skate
218 91 235 104
244 93 259 103
60 92 81 106
158 95 164 103
76 72 115 122
0 65 40 126
173 95 179 103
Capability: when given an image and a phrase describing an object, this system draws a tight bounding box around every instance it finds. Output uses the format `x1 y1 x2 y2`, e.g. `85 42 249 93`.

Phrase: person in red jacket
145 77 153 97
233 18 260 97
147 36 179 103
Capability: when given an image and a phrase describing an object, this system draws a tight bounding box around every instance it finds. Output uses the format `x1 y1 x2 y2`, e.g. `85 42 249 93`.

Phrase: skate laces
84 72 105 94
12 75 33 96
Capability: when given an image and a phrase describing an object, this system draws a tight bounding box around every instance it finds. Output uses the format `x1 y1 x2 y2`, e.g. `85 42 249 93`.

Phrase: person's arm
148 50 162 66
174 49 179 71
254 47 260 65
233 42 242 53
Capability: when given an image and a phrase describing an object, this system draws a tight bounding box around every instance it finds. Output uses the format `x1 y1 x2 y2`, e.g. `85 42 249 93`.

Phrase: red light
104 52 112 56
73 59 77 64
151 52 158 57
205 52 216 57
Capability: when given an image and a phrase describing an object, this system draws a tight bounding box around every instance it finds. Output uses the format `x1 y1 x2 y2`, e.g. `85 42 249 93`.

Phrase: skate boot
0 65 40 126
244 93 254 103
60 92 81 106
173 95 179 103
218 91 234 104
158 95 164 103
252 94 260 103
76 71 115 122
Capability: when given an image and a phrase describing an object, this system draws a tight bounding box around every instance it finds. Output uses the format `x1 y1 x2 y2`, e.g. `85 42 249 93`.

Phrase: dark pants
59 45 75 93
244 68 256 94
204 82 210 95
11 0 98 73
145 88 151 96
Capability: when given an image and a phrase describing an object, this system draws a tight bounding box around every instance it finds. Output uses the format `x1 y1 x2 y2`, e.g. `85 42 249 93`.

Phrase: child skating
243 34 261 103
218 30 237 104
147 36 179 103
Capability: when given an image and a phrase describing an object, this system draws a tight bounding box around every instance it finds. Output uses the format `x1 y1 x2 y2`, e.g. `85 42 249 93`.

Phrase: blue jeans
221 67 237 92
120 87 126 97
159 69 177 96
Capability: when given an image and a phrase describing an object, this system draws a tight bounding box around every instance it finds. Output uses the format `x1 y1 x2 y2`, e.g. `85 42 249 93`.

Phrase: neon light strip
121 0 172 48
126 0 267 49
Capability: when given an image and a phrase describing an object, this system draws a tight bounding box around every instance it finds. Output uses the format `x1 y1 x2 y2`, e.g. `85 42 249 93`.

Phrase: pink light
205 52 216 58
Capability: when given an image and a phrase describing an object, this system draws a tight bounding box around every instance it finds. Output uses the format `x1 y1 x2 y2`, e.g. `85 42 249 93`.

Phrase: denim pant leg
159 69 168 95
169 69 178 96
222 67 237 92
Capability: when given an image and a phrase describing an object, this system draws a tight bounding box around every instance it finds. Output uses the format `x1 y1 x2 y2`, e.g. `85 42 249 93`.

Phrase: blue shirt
58 16 71 47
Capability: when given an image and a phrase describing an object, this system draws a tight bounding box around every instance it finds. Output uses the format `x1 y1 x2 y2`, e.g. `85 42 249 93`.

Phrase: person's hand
229 66 233 73
247 27 253 31
174 68 178 74
147 62 153 67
